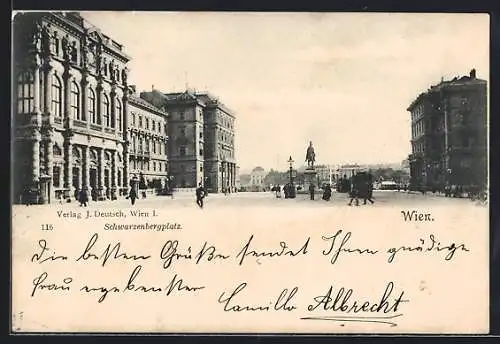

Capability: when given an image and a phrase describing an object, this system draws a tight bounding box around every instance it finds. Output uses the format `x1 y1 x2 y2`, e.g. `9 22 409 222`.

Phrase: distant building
315 164 335 185
250 166 266 191
141 89 236 192
336 164 367 179
406 69 487 189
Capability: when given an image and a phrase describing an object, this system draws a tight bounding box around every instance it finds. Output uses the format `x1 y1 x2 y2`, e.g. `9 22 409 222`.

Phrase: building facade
407 69 487 190
12 12 169 204
13 12 132 203
128 90 169 191
315 164 335 186
249 166 266 191
141 89 237 193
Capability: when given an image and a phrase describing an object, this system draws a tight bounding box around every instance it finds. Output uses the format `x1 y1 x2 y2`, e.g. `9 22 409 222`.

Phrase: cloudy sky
81 12 489 172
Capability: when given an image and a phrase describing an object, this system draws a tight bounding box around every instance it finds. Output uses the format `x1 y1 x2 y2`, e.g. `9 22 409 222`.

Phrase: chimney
470 68 477 79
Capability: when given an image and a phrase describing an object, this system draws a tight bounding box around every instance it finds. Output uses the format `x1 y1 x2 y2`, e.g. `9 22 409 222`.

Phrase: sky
81 12 489 173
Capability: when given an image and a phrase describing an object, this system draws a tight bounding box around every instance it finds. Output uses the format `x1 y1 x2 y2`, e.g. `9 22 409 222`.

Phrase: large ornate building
407 69 487 190
141 89 237 193
12 12 169 204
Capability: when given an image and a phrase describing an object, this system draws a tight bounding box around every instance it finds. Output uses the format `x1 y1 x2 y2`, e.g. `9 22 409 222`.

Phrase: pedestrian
322 184 332 201
196 182 207 208
363 173 375 205
78 188 88 207
348 175 360 206
309 183 315 200
129 186 138 205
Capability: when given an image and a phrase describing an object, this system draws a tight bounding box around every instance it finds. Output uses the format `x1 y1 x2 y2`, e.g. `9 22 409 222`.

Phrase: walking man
348 174 360 206
129 186 138 206
78 188 89 207
196 182 207 208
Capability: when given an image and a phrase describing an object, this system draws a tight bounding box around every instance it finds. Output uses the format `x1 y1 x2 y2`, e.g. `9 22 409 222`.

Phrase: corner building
406 69 487 190
141 89 237 193
12 12 169 204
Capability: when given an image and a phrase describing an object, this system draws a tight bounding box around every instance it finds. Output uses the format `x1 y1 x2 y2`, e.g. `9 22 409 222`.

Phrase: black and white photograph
11 11 490 334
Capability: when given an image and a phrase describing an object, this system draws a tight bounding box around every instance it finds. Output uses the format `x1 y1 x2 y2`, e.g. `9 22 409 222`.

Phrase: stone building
141 89 237 193
12 12 169 204
407 69 487 190
314 164 335 186
128 88 169 192
249 166 266 191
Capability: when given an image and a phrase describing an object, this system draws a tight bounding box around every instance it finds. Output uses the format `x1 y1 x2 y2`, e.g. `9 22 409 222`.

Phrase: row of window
411 104 424 122
218 129 234 145
17 71 123 129
130 159 167 172
131 112 166 134
47 32 126 83
219 113 234 130
178 145 205 157
412 120 426 139
130 136 167 155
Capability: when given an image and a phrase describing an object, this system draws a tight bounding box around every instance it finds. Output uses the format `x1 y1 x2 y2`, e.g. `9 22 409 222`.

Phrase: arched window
102 93 110 127
115 98 122 131
70 82 80 120
51 75 62 117
17 71 34 114
88 87 96 124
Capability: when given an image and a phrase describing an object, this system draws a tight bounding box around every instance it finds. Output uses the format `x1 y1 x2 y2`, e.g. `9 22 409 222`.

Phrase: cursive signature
304 281 408 327
218 282 298 312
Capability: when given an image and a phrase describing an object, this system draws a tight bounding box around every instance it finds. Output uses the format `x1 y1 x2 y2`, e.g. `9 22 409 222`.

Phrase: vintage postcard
11 11 489 334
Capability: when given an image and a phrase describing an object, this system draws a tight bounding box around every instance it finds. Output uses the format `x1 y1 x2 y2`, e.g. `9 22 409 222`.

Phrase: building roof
407 69 487 111
163 89 235 117
129 95 168 116
252 166 265 173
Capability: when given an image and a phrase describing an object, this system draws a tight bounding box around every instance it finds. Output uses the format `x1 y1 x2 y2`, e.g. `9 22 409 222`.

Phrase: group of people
269 172 375 206
272 184 297 199
346 172 375 206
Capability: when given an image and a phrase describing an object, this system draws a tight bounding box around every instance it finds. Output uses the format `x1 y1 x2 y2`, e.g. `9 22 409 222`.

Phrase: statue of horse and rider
305 141 316 169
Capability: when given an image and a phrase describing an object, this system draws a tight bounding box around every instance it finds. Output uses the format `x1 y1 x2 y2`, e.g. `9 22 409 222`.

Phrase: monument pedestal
303 167 318 192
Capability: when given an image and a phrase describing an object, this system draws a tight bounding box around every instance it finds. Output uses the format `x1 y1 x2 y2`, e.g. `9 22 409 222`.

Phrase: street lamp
288 156 294 185
287 156 296 199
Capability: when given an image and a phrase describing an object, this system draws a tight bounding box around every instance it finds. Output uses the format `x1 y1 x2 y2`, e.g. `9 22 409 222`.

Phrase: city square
11 12 488 206
12 189 483 211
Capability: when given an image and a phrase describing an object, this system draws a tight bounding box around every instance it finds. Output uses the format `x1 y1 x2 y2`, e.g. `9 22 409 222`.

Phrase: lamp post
287 156 296 199
288 156 294 185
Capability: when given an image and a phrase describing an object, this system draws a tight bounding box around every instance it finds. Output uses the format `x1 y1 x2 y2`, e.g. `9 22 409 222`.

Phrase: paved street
13 190 483 210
